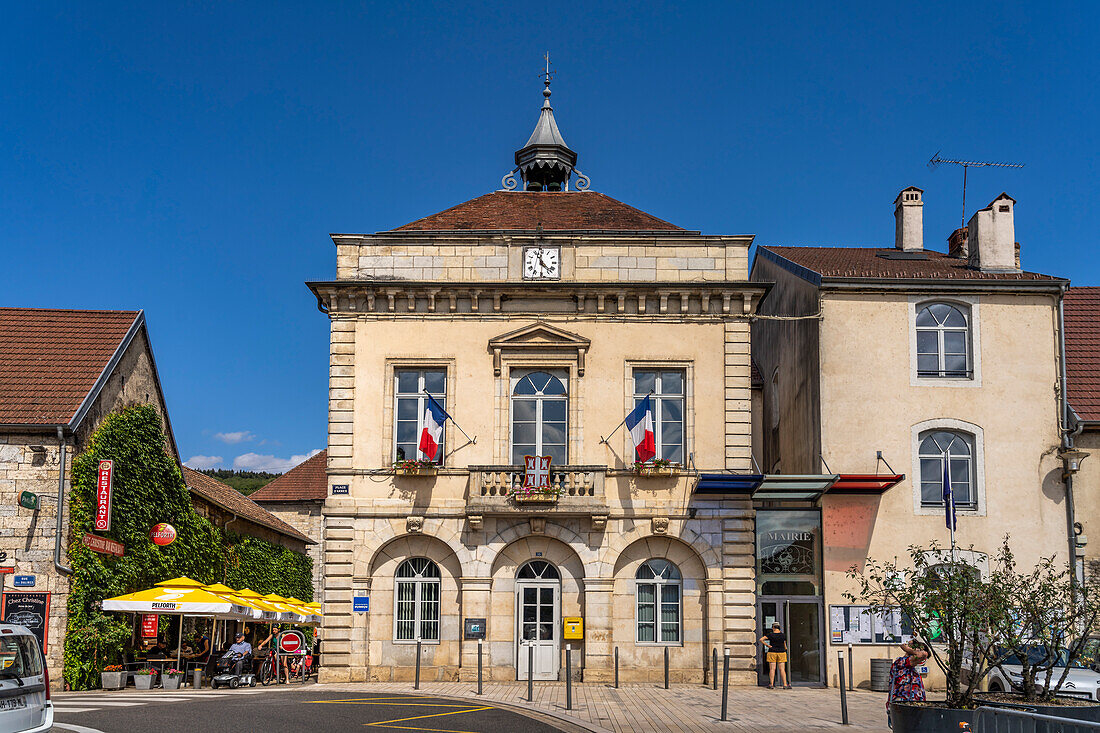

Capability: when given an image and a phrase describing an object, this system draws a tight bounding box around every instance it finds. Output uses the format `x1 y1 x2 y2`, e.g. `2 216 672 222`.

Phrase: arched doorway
515 559 561 680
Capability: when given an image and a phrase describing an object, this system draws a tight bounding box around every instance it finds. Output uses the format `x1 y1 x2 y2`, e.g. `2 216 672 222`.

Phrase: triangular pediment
489 322 591 350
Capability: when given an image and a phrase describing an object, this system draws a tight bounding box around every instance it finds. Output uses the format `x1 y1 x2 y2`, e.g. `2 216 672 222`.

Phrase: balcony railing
466 465 609 522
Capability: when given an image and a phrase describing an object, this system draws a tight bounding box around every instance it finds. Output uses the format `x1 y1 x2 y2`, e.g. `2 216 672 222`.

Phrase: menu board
829 604 912 645
2 592 51 654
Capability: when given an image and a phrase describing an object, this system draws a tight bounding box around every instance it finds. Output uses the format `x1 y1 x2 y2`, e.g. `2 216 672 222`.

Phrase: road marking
55 700 147 707
54 723 109 733
363 705 493 733
52 707 100 714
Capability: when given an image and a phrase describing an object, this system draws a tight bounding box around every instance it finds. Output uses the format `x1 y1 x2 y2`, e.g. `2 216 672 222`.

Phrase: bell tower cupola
502 54 590 192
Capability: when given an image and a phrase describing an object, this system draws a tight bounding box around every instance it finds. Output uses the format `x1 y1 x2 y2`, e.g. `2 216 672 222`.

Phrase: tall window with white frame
633 369 685 463
916 303 971 378
394 558 440 642
394 369 447 464
918 430 975 508
636 559 682 644
511 370 568 466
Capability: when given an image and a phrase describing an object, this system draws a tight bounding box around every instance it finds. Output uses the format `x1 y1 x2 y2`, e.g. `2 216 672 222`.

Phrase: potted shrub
393 459 437 476
133 668 158 690
162 668 184 690
100 664 125 691
633 458 678 477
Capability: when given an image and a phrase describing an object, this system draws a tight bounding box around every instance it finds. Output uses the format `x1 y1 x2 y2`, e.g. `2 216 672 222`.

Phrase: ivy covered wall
63 405 313 690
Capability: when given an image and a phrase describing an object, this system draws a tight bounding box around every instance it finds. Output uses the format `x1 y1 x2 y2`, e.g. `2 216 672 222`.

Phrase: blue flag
943 457 957 531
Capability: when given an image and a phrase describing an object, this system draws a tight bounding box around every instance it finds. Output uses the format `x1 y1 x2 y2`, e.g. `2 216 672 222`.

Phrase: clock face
523 247 561 279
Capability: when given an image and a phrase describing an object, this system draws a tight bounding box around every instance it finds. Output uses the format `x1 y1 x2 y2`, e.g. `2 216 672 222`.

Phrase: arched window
916 303 971 378
919 431 975 508
636 559 682 644
517 560 560 580
511 370 568 465
394 558 440 641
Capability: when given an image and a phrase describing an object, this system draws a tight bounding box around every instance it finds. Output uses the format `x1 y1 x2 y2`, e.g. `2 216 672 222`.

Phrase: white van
0 624 53 733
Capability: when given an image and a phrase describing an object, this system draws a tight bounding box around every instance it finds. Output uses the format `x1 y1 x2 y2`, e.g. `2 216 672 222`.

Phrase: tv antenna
928 152 1025 228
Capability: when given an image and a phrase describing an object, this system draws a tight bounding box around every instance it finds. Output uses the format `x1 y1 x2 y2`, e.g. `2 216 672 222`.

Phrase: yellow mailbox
563 617 583 640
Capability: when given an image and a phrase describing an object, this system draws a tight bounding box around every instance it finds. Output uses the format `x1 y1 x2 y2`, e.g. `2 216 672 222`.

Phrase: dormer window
916 302 971 379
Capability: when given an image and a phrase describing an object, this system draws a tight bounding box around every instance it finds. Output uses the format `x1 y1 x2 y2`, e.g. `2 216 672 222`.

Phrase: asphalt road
50 686 572 733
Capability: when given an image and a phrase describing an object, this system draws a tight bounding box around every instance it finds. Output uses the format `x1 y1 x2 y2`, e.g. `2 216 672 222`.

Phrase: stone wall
255 501 324 601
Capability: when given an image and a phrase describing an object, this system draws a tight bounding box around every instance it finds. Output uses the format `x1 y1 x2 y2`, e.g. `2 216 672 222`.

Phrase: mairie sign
83 532 124 557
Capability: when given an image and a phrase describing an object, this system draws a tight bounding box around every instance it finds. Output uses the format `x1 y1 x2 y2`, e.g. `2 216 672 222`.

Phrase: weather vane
543 51 555 86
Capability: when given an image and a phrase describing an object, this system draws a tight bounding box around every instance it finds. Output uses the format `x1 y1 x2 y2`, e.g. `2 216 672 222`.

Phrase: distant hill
199 469 281 495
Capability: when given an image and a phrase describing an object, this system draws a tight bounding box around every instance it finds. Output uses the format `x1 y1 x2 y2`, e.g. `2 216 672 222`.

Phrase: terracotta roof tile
250 450 327 502
0 308 140 425
760 246 1062 282
182 466 315 544
1065 287 1100 422
389 191 683 232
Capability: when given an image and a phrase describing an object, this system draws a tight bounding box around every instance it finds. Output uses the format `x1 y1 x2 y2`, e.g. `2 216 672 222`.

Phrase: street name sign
353 596 369 613
82 532 124 557
13 576 34 588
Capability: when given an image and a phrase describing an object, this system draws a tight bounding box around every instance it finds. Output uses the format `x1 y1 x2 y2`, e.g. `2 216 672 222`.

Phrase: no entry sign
277 629 306 654
95 460 113 532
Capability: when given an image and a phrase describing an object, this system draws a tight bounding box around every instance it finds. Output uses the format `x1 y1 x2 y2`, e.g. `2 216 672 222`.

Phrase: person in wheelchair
227 633 252 676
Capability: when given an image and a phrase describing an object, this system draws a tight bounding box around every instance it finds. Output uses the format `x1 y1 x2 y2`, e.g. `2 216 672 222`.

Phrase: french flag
626 396 657 463
418 394 449 461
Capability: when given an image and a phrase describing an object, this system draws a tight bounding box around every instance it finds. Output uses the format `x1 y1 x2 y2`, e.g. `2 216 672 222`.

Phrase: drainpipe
54 427 72 576
1057 289 1082 578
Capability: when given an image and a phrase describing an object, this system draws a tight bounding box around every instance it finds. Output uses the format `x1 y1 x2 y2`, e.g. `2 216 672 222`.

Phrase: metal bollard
720 648 730 722
477 639 483 696
414 638 422 690
838 651 849 725
528 643 534 702
712 648 718 690
614 646 619 689
566 644 573 711
847 643 853 691
664 645 670 689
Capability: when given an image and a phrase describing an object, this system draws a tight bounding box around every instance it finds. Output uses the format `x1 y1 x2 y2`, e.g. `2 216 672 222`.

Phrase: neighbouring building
310 79 767 684
0 308 177 682
182 467 316 554
1064 287 1100 583
249 450 328 599
750 188 1072 688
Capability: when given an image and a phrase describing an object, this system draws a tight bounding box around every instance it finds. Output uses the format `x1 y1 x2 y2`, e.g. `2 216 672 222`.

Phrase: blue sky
3 2 1097 472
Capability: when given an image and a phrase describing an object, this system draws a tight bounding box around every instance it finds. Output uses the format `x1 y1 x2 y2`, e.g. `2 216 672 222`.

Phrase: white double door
516 580 560 681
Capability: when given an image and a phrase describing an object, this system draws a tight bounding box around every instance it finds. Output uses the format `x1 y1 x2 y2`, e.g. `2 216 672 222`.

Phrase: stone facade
313 215 766 685
256 500 324 599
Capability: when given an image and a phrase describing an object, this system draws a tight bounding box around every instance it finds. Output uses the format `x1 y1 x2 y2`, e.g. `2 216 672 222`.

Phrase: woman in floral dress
887 642 931 727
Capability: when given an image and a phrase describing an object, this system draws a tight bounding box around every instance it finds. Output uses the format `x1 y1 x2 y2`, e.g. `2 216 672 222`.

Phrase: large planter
163 674 183 690
394 465 437 477
973 694 1100 722
134 673 156 690
100 671 125 690
889 703 974 732
635 465 680 478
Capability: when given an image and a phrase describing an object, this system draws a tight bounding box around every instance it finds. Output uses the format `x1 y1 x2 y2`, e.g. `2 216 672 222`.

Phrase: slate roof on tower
388 191 684 233
1064 287 1100 423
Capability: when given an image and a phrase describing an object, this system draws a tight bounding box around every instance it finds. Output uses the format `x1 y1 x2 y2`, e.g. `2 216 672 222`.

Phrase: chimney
967 192 1018 272
948 227 969 259
894 187 924 251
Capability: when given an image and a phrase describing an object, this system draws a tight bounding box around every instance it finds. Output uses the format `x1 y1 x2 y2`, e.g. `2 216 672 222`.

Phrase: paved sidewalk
319 681 892 732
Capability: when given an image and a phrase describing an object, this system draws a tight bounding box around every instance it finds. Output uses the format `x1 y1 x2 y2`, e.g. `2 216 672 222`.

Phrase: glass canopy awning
695 472 904 500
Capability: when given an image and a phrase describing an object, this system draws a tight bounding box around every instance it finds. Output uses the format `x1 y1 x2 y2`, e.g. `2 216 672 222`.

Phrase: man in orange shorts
760 622 791 689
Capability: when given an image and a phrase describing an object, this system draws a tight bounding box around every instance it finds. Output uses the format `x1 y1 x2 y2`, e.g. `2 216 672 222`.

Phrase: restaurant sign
150 523 177 546
141 613 159 638
83 532 124 557
95 460 114 532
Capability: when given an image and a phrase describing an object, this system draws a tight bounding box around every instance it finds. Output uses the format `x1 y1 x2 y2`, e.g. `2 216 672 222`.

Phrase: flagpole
599 392 653 446
423 391 476 445
944 456 958 562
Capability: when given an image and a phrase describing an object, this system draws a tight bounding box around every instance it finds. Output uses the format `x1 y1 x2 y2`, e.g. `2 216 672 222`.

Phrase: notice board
829 604 912 645
2 592 51 654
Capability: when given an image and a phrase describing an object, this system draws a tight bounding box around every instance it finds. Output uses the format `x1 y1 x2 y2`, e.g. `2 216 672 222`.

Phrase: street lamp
1060 448 1090 478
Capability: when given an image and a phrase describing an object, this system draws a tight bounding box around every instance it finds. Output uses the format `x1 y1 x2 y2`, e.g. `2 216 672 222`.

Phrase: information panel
829 604 912 645
1 592 51 654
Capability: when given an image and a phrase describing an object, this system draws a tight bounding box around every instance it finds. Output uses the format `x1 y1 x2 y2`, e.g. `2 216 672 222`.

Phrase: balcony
466 465 610 526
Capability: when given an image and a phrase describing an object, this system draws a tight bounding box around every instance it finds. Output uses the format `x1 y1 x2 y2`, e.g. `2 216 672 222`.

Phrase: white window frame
393 558 441 643
509 369 569 466
910 418 986 517
393 368 448 464
909 296 982 388
635 559 683 646
633 368 686 464
918 430 976 509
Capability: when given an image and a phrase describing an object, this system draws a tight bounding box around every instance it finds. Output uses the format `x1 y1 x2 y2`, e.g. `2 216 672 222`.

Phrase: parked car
987 646 1100 702
0 623 53 733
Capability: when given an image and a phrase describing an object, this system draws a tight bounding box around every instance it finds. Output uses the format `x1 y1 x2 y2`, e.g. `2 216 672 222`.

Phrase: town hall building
311 78 767 684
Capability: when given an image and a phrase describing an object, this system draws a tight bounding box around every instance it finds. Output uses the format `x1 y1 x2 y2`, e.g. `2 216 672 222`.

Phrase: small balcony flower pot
635 464 680 478
511 491 560 504
100 671 125 690
394 464 438 477
134 673 156 690
163 674 183 690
